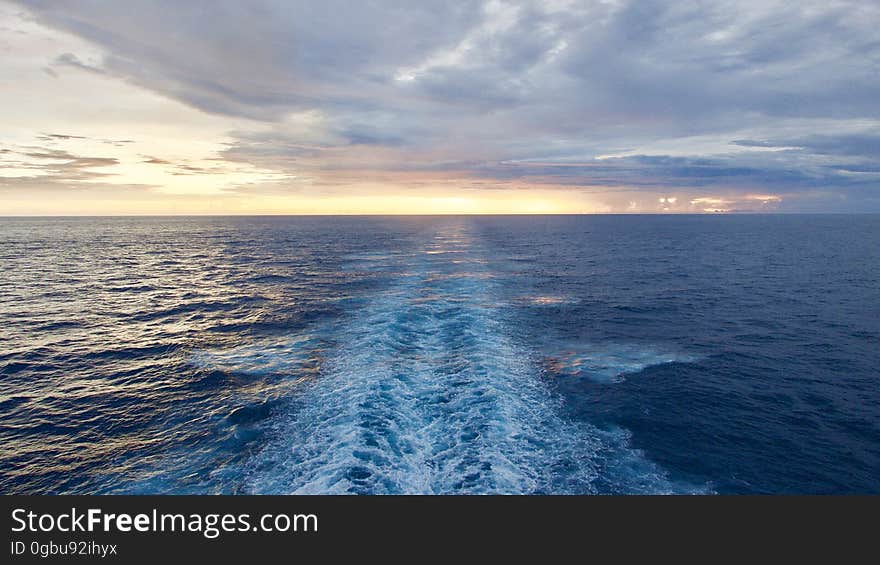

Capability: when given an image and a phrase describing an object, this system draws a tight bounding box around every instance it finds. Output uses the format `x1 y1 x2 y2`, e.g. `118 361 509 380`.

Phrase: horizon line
1 212 877 218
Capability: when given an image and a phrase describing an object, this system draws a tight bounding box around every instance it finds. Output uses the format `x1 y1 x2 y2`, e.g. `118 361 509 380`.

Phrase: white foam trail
547 344 698 383
240 226 596 493
187 222 705 494
237 224 699 494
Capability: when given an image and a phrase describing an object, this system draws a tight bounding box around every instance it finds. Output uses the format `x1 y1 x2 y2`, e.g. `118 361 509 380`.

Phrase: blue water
1 215 878 494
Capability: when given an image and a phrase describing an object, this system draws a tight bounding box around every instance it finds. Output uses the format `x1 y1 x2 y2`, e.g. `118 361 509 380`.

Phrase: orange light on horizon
0 188 610 216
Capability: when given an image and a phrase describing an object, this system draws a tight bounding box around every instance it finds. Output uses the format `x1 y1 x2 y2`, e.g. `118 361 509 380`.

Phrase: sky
1 0 879 215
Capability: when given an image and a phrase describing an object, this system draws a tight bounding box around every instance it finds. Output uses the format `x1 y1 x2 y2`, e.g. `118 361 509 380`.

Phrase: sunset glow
1 1 878 214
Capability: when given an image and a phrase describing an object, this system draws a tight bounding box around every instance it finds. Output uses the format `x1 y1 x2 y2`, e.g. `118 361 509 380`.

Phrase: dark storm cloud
14 0 880 209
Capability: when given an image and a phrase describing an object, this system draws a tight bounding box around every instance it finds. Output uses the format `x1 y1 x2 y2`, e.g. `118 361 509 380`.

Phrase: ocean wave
543 344 698 384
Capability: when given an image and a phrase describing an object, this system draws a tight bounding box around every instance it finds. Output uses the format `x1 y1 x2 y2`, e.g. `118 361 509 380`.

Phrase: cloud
51 52 106 75
0 145 121 188
37 132 88 141
8 0 880 211
142 156 171 165
736 132 880 159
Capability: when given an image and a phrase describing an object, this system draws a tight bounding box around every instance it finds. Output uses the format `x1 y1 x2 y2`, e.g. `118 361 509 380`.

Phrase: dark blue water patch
104 284 158 293
550 339 878 494
227 400 276 425
0 395 31 412
25 320 84 332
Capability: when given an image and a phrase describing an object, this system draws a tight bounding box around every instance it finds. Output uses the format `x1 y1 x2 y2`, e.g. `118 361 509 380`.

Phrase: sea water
1 215 877 494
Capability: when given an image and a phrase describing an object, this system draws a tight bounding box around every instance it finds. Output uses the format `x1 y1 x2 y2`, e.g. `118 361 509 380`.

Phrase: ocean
0 215 878 494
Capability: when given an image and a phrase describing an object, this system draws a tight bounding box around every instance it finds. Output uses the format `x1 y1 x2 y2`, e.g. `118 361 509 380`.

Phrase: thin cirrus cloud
2 0 879 213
